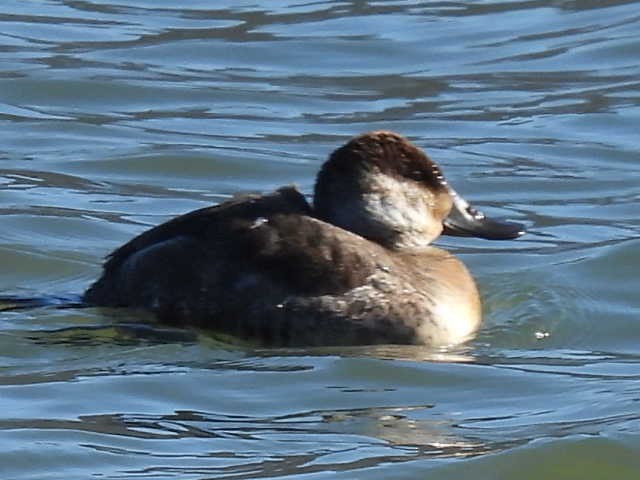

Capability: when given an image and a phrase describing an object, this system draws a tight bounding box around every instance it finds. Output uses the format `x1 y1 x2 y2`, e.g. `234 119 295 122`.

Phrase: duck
84 131 524 347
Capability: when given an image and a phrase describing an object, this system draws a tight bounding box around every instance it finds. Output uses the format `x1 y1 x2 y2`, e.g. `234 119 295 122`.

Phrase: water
1 1 639 478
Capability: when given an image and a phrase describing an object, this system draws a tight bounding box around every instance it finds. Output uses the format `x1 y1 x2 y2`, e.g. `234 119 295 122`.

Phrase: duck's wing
229 211 383 296
101 186 312 274
86 183 386 307
85 185 397 343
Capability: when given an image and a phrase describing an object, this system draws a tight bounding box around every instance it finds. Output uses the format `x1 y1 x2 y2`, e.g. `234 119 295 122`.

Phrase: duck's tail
0 294 85 312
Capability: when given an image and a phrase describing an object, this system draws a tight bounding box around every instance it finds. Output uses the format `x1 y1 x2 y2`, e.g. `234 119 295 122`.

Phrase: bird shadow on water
0 407 519 479
1 279 619 476
0 308 532 475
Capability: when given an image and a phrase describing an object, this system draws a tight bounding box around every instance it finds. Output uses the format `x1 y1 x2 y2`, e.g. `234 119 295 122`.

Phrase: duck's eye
408 170 423 181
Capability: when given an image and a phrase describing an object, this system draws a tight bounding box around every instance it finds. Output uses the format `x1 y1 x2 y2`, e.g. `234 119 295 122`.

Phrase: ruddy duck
84 131 524 346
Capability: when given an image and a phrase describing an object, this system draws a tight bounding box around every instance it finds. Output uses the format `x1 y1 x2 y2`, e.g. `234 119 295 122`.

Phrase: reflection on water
1 0 640 478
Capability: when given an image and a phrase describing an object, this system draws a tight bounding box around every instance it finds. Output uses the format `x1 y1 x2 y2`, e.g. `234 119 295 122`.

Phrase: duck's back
84 186 426 345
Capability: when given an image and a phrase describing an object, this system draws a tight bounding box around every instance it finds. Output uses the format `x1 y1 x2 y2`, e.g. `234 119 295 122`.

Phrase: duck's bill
442 188 525 240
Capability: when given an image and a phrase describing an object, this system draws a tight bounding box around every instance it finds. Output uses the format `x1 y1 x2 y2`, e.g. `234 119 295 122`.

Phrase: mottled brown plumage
85 131 524 346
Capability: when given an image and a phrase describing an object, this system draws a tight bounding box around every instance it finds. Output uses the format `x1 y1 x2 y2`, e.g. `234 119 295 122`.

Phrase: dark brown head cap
319 131 446 189
314 131 448 219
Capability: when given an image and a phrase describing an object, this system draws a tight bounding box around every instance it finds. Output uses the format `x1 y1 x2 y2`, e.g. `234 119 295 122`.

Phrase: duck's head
314 131 524 249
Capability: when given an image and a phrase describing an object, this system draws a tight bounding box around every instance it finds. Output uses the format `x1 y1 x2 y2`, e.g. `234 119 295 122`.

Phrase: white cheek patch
363 173 440 247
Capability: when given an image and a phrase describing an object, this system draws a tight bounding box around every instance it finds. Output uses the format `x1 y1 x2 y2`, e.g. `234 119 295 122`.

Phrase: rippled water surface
1 1 640 478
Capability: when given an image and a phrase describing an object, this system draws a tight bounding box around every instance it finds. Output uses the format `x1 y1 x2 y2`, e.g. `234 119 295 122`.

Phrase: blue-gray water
1 1 639 478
